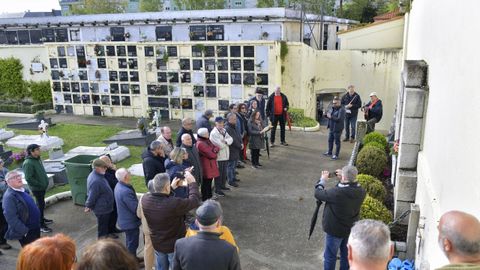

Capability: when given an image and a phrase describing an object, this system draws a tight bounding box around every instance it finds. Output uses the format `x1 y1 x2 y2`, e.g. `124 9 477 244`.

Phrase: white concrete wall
404 1 480 268
338 17 404 50
0 45 50 82
282 43 402 131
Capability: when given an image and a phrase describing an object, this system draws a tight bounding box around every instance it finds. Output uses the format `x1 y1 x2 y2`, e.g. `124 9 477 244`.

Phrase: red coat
196 137 220 179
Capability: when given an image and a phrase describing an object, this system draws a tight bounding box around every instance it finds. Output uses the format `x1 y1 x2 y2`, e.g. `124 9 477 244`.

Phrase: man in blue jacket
363 92 383 133
114 168 141 258
2 171 41 247
85 158 115 239
324 97 346 160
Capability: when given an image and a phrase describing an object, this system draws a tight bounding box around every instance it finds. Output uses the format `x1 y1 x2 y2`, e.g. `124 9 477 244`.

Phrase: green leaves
139 0 163 12
0 57 26 99
173 0 224 10
70 0 127 15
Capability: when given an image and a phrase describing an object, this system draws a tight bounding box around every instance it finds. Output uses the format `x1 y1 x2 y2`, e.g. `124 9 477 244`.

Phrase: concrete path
1 115 355 269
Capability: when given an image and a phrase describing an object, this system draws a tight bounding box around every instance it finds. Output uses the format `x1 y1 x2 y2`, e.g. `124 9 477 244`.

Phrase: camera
175 171 185 179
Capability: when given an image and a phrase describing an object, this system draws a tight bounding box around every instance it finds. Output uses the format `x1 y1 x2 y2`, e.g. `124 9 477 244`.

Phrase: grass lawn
0 120 149 195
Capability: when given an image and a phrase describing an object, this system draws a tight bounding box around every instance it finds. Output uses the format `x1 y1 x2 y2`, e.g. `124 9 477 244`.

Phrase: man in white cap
363 92 383 133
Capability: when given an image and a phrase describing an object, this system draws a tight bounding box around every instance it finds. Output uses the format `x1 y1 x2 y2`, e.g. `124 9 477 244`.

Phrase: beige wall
403 0 480 268
338 17 404 50
281 43 402 131
0 45 50 82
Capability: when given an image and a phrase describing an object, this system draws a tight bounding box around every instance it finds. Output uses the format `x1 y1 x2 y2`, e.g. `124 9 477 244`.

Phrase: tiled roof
374 8 401 21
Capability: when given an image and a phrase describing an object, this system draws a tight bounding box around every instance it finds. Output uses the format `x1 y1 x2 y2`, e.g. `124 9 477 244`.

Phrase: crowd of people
1 84 478 270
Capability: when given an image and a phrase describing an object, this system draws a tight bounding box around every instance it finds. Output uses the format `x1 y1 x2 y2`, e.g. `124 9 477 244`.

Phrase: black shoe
235 171 239 175
43 218 53 225
221 186 231 191
0 250 3 255
0 243 12 250
236 164 245 169
342 138 349 142
228 182 239 187
215 191 226 197
281 142 289 146
40 226 53 233
259 153 262 156
257 164 263 167
234 178 241 182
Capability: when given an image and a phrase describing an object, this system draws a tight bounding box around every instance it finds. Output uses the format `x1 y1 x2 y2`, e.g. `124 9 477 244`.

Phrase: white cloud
0 0 61 13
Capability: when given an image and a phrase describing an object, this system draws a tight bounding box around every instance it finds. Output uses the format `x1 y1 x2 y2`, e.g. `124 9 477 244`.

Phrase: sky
0 0 61 13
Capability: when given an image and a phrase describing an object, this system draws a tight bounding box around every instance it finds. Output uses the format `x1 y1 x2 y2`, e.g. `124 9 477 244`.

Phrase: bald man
437 211 480 269
176 118 196 147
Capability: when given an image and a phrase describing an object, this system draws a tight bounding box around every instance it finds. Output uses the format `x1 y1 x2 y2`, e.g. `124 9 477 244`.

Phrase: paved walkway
1 115 355 269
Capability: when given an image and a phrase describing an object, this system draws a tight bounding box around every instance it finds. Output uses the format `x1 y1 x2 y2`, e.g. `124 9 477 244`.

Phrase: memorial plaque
256 74 269 85
81 83 89 92
231 73 242 85
167 46 178 57
148 97 169 108
57 46 66 56
170 98 181 109
109 71 118 81
0 30 7 44
157 72 167 83
216 46 228 57
98 58 107 68
55 28 68 42
110 83 119 94
192 46 203 57
156 59 167 70
130 71 139 82
218 73 228 84
101 96 110 105
244 46 255 57
180 59 190 70
244 60 254 71
117 46 127 56
206 25 224 41
205 59 216 71
145 46 154 57
50 59 58 69
118 58 128 69
230 46 241 57
59 58 67 68
90 83 99 93
71 82 80 92
128 58 138 69
243 73 255 85
131 84 140 94
111 96 120 105
156 26 172 41
192 60 203 71
217 59 228 71
181 72 191 83
82 95 91 104
204 46 215 57
119 71 129 82
168 72 179 83
92 95 100 104
127 46 137 57
51 70 60 80
206 86 216 97
110 27 125 42
106 46 116 56
120 84 130 94
73 94 81 104
53 82 61 92
181 98 193 109
62 82 71 92
206 73 216 84
63 94 72 103
189 25 206 41
230 59 241 71
218 100 229 111
42 29 55 42
193 85 204 97
18 30 30 44
6 31 18 44
29 30 42 44
122 96 131 106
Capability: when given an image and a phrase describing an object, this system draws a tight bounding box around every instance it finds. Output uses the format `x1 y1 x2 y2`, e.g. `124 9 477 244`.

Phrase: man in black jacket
176 118 196 147
225 114 243 186
181 133 203 185
341 85 362 143
266 86 289 147
324 97 346 160
315 165 366 270
363 92 383 133
142 141 166 186
172 200 241 270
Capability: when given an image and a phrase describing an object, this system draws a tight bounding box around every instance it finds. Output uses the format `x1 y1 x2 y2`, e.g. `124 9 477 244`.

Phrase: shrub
0 57 27 99
357 174 387 201
360 195 392 224
363 141 385 152
27 81 52 103
356 145 387 176
363 132 388 149
280 41 289 61
288 108 304 123
296 117 318 127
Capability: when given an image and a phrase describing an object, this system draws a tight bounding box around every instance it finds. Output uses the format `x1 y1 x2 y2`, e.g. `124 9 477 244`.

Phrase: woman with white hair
196 128 220 201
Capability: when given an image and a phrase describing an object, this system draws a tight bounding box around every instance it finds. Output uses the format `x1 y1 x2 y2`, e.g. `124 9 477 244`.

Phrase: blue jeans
328 131 342 156
324 233 349 270
155 250 173 270
227 160 238 184
344 114 357 139
124 228 139 256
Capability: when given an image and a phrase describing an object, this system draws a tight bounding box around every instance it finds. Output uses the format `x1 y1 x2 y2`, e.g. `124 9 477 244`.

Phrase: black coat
266 93 289 121
248 120 264 150
181 143 203 184
365 99 383 121
176 127 196 147
141 148 166 185
172 231 241 270
315 182 366 238
341 92 362 117
225 123 242 161
327 106 346 133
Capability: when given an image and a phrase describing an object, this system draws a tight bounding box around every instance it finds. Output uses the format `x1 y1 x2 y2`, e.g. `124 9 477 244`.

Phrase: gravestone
0 144 13 166
6 135 64 151
7 117 55 130
103 129 156 146
0 129 15 141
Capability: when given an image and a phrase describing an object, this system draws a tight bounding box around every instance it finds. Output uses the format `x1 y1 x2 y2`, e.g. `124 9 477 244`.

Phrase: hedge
363 132 388 149
360 195 393 224
0 57 27 99
0 102 53 114
356 145 388 176
27 81 52 104
357 174 387 201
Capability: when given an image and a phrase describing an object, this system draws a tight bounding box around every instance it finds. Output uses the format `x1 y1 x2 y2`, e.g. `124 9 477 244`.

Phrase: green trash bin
63 155 98 206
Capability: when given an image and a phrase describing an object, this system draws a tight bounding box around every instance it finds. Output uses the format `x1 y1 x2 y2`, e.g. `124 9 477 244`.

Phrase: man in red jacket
141 172 200 270
266 86 289 147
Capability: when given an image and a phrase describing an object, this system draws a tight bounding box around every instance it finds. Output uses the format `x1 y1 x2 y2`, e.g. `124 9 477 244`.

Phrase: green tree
70 0 127 15
174 0 224 10
0 57 27 99
289 0 336 16
140 0 163 11
256 0 275 7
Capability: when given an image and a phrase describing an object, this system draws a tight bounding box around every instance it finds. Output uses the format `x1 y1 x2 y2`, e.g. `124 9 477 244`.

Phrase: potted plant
124 32 131 40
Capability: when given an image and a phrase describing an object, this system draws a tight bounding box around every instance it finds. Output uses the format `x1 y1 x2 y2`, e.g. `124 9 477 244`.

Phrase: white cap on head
369 92 377 97
197 127 209 137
